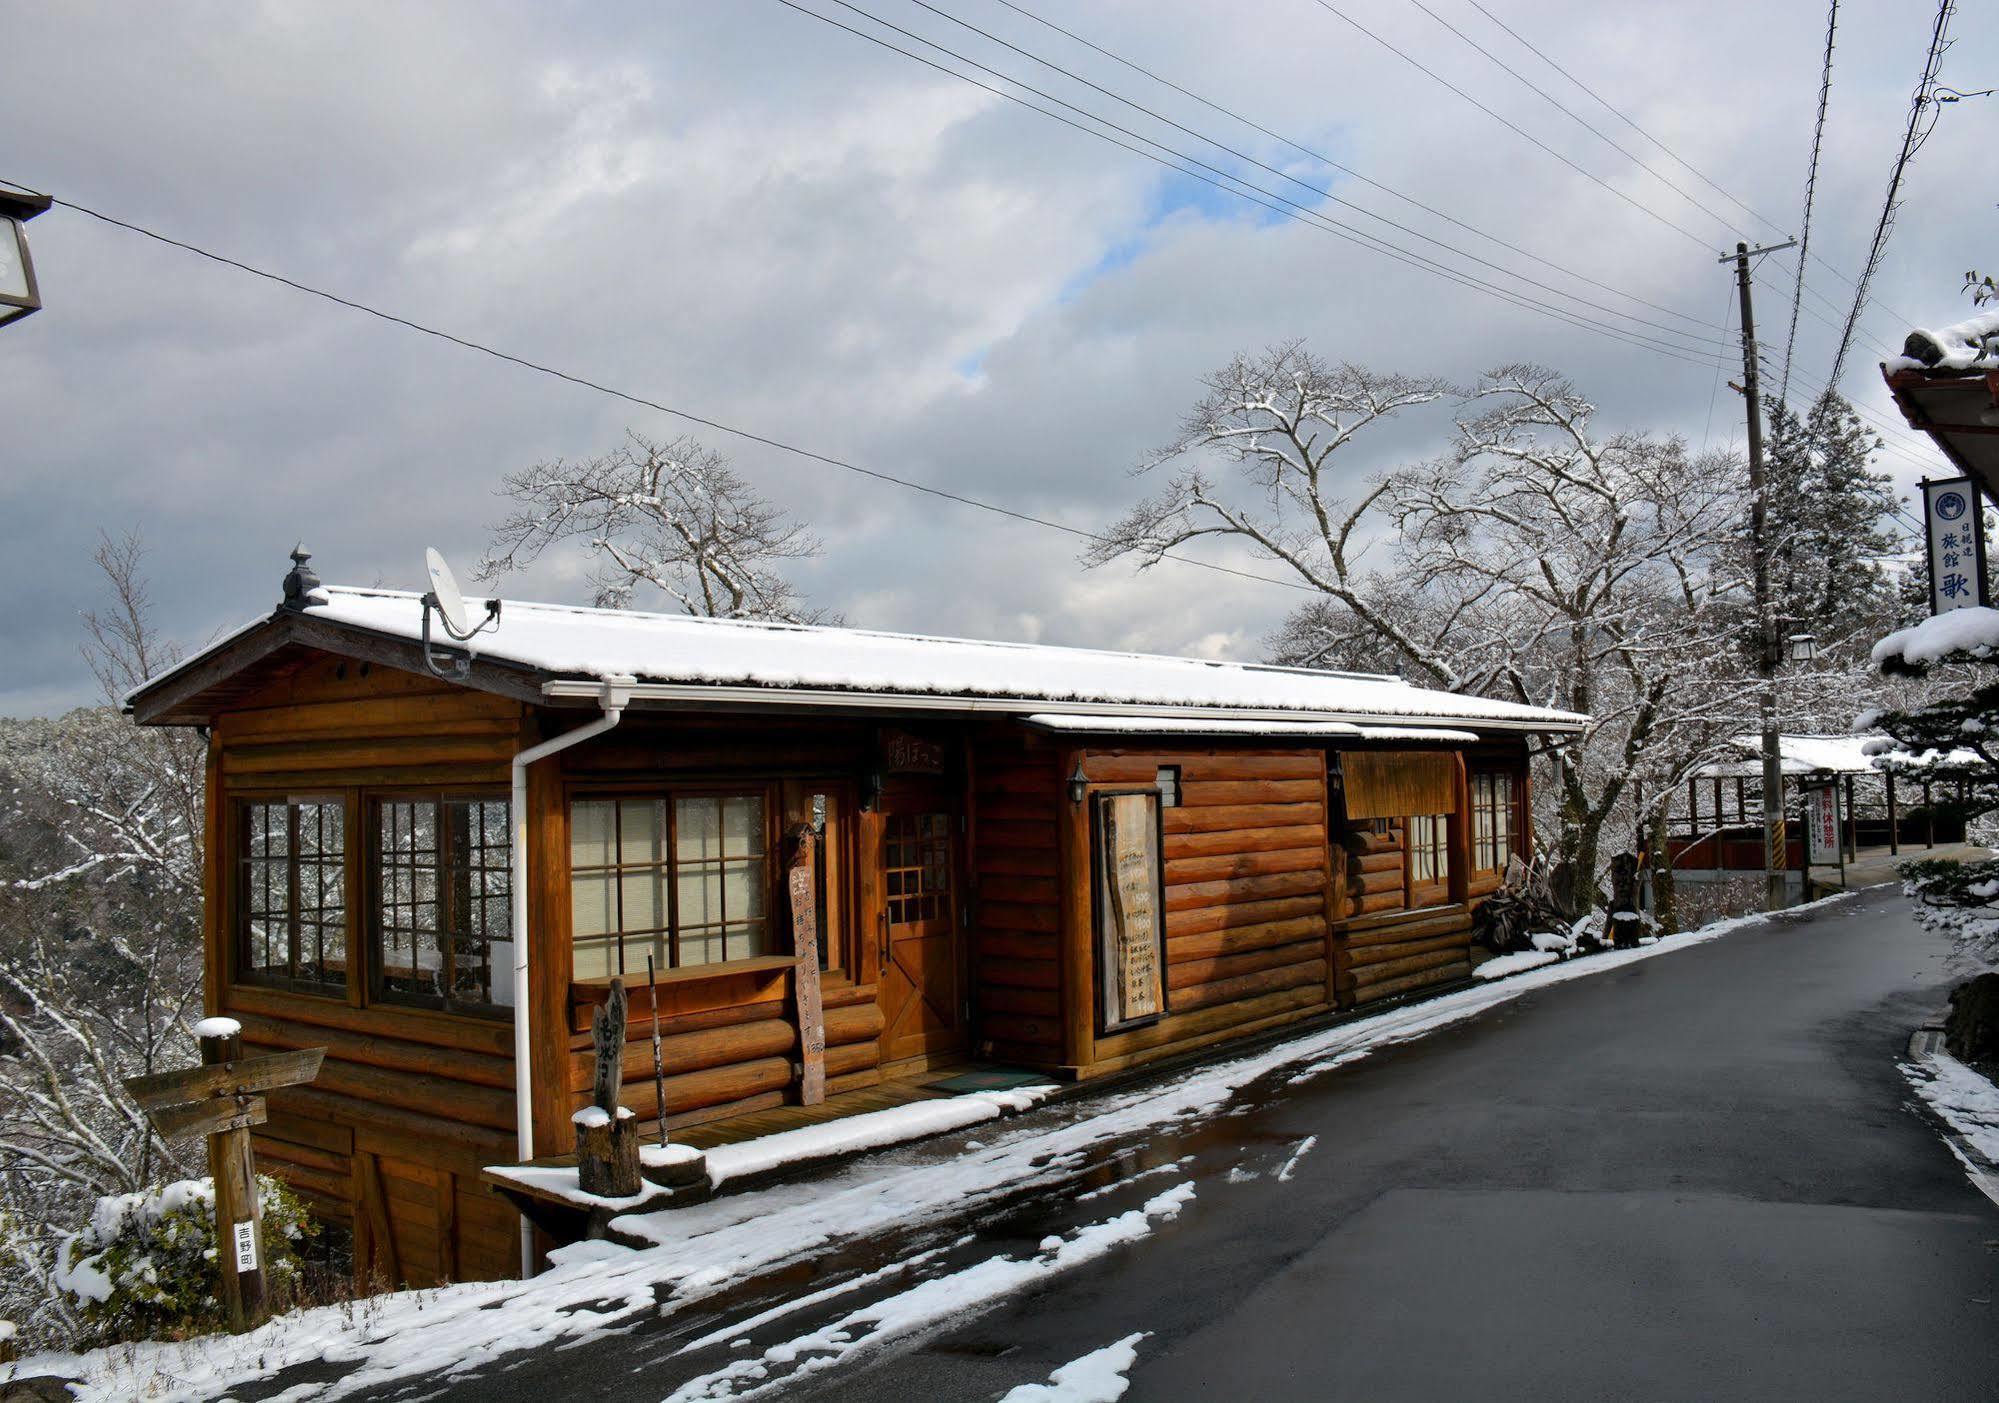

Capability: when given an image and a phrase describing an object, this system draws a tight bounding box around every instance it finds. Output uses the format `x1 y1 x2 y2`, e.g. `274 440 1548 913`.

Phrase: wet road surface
423 890 1999 1401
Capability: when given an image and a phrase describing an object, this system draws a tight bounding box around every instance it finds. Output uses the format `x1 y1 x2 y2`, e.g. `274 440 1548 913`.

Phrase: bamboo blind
1339 750 1457 819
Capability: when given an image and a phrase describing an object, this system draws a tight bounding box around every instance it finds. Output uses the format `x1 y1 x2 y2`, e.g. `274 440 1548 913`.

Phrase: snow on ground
705 1087 1059 1188
2 892 1861 1403
1275 1135 1317 1182
999 1332 1149 1403
661 1186 1192 1400
1902 1047 1999 1205
1475 950 1561 980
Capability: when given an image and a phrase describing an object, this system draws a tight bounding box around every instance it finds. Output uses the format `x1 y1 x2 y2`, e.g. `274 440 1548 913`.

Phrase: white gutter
511 675 633 1277
537 678 1587 735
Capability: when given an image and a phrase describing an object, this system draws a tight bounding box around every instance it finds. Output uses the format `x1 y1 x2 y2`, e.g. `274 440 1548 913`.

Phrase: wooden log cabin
126 559 1584 1287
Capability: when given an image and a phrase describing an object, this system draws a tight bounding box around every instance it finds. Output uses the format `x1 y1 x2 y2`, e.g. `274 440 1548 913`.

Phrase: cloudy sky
2 0 1988 714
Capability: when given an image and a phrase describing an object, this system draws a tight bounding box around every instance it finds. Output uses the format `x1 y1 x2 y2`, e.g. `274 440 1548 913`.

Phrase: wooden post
200 1024 264 1333
1926 779 1936 848
1886 771 1899 856
576 980 640 1198
788 825 828 1106
1843 774 1858 859
1608 853 1642 949
125 1025 324 1333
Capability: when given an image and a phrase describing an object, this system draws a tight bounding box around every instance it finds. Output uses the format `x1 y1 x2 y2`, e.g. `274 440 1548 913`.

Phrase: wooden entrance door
875 792 966 1066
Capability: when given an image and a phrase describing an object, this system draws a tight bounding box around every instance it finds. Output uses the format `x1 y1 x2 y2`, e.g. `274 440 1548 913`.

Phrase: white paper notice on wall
232 1218 259 1274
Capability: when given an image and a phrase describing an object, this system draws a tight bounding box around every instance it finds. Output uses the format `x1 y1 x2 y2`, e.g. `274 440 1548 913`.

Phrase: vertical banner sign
1806 785 1840 865
787 828 827 1105
1095 792 1165 1034
1922 476 1989 615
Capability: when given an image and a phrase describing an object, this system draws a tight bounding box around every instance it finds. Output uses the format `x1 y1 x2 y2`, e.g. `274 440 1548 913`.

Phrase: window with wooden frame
1407 812 1451 890
372 795 513 1019
570 791 769 980
236 796 347 996
1472 771 1521 873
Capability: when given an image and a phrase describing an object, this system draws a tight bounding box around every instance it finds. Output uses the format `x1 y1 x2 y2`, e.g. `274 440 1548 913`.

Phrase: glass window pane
723 861 765 922
621 868 666 934
678 868 719 929
678 928 726 968
572 870 615 937
723 796 764 857
677 797 720 862
619 799 666 866
571 800 615 869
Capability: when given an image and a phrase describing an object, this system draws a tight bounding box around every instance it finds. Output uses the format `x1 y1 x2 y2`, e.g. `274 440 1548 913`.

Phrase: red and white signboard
1806 785 1840 865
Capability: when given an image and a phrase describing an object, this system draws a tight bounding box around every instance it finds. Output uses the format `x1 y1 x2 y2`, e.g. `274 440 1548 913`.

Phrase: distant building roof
129 584 1588 734
1695 733 1982 779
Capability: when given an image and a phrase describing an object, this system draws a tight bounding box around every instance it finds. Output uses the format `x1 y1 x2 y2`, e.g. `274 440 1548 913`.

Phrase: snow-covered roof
134 585 1587 733
1696 733 1984 778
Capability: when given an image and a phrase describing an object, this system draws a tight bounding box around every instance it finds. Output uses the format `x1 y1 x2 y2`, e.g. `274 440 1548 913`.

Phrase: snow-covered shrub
54 1175 317 1347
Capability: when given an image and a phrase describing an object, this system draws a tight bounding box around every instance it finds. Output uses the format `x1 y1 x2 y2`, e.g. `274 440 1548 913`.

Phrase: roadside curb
1904 1023 1999 1210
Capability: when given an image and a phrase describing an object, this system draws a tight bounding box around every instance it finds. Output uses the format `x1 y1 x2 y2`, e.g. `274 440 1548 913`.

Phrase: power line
0 180 1334 598
1826 0 1954 393
776 0 1735 368
1404 0 1744 242
1459 0 1915 332
985 0 1722 334
1781 1 1839 409
1307 0 1715 250
905 0 1727 349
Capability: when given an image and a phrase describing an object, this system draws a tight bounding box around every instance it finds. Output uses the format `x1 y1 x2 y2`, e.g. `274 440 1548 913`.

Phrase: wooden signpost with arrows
123 1019 325 1333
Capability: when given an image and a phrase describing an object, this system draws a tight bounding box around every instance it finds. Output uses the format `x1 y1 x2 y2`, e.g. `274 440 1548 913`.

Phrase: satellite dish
426 547 470 637
419 547 501 679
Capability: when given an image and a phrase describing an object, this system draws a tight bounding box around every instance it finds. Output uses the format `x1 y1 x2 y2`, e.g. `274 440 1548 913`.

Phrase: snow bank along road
17 889 1996 1400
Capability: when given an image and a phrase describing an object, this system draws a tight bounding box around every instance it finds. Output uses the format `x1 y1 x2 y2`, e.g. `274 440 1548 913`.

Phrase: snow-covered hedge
54 1175 317 1347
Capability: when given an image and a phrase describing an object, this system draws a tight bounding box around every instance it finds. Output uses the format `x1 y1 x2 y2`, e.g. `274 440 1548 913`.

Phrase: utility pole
1723 238 1797 911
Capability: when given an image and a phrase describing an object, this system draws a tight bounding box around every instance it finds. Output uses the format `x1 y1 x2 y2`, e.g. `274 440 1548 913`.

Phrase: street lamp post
0 190 52 330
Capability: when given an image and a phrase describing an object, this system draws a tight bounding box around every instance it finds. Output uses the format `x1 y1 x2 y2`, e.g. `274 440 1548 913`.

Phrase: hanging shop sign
1922 476 1989 615
879 727 947 774
1093 791 1166 1034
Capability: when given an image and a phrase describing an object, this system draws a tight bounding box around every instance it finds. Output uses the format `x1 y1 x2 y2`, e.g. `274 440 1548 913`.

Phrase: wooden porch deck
671 1066 975 1150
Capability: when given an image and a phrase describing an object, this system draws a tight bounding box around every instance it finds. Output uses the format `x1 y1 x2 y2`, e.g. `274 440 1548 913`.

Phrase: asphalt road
416 889 1999 1402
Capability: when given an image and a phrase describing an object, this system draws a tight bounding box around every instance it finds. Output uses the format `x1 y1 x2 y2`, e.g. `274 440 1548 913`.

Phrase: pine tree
1760 390 1904 659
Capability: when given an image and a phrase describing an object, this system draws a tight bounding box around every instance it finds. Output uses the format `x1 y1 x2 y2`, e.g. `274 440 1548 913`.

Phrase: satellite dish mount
420 547 501 680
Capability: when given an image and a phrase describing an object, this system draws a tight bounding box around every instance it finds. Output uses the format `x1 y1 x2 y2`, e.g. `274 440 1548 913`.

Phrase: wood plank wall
969 730 1064 1066
212 653 526 1287
1076 748 1332 1077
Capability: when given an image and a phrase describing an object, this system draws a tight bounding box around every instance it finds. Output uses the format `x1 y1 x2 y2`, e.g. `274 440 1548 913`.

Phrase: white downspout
511 675 634 1277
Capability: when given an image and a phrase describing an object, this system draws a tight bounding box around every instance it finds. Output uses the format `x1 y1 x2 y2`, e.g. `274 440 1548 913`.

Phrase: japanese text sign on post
1922 476 1989 615
1806 785 1841 866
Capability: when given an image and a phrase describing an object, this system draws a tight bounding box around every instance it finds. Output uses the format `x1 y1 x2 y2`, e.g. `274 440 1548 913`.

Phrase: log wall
1075 748 1333 1077
969 730 1064 1066
211 653 527 1288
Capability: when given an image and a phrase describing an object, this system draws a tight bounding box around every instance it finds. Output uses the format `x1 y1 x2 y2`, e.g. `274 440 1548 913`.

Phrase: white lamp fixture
0 191 50 330
1787 632 1818 664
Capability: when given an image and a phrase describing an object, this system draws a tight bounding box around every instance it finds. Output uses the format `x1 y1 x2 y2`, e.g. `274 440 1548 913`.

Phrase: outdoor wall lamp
0 190 51 330
1787 633 1819 664
1067 758 1089 805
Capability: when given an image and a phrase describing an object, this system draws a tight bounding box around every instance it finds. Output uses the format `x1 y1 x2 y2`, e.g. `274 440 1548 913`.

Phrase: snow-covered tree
0 535 205 1347
480 429 838 623
1095 350 1791 915
1083 341 1456 684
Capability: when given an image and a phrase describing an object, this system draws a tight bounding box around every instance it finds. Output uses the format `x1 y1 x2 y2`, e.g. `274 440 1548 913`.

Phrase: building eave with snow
128 562 1584 1290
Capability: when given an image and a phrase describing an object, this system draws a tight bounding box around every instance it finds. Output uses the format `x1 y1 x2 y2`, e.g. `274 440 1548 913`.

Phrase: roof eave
536 677 1589 735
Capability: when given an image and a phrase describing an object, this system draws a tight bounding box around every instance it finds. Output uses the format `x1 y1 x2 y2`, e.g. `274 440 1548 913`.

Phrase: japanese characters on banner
1922 476 1988 615
1806 785 1840 866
